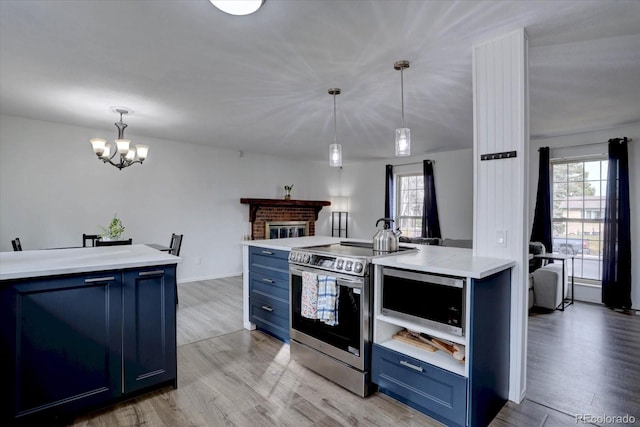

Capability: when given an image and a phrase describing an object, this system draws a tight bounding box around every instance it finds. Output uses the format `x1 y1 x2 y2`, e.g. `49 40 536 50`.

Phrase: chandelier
90 107 148 170
328 88 342 167
394 60 411 156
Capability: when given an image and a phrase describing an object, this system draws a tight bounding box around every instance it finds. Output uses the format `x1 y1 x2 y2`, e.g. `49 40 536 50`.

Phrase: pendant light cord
400 68 405 129
333 93 338 145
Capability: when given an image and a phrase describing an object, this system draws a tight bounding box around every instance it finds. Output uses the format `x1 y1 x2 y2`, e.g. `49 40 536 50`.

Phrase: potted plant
99 214 125 241
284 184 293 200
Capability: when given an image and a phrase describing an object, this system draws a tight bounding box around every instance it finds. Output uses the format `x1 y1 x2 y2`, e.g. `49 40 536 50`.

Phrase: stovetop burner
288 241 416 276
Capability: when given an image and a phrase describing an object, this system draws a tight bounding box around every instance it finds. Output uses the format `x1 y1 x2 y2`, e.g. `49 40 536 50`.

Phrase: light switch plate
496 229 507 248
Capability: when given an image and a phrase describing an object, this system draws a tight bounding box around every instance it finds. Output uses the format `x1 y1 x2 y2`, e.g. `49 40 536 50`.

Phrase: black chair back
169 233 183 256
12 238 22 251
83 234 100 247
96 238 133 247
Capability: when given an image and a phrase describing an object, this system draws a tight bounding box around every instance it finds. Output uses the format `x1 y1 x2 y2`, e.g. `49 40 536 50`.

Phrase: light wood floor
67 277 639 427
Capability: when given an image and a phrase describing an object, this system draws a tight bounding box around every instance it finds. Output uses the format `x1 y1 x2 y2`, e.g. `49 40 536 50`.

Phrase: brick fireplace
240 198 331 240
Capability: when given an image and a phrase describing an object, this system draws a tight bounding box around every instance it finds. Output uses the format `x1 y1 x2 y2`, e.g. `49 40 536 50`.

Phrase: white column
472 29 529 403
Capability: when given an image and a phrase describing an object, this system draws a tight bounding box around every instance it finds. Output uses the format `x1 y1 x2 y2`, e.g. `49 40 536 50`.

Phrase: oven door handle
289 266 364 288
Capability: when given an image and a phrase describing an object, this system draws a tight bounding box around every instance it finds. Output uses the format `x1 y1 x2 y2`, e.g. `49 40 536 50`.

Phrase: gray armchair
528 242 568 310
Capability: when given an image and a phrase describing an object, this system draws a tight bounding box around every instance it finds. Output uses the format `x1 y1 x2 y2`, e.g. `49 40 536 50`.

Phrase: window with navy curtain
385 164 393 219
530 147 552 254
602 138 632 309
421 160 441 239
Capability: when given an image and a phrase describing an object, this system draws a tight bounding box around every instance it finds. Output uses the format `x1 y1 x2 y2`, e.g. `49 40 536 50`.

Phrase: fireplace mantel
240 198 331 222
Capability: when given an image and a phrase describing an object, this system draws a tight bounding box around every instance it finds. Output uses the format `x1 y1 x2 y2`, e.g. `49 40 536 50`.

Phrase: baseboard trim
178 272 242 284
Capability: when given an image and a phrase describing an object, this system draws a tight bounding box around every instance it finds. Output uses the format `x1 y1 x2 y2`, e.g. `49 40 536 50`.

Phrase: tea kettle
373 218 401 252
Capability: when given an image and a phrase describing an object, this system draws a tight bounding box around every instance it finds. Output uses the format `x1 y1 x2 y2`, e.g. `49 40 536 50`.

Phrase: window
551 158 608 283
396 173 423 237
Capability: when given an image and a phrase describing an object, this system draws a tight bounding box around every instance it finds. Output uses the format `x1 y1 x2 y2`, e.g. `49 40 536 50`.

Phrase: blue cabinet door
122 266 177 394
1 272 122 423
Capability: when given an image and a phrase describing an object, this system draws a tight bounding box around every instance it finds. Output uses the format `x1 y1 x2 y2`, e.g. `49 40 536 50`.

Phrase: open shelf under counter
378 339 466 377
376 313 467 346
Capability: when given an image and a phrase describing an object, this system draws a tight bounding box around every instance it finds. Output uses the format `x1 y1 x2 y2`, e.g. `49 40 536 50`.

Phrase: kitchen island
372 246 515 427
1 245 181 425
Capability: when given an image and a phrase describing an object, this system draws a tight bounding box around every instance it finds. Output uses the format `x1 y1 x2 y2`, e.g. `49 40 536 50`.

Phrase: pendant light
328 88 342 167
394 60 411 156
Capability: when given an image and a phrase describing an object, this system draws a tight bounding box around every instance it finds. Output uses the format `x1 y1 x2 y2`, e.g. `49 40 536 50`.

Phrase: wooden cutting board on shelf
392 330 437 352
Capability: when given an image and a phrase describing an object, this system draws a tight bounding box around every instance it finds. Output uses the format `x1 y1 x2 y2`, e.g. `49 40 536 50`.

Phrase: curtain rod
537 137 632 151
389 160 434 167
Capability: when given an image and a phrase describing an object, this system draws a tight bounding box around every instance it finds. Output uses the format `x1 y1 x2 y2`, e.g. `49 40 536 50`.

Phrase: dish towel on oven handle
317 274 339 326
301 271 318 319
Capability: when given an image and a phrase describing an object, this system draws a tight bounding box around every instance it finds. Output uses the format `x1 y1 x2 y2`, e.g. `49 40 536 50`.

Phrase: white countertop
241 235 342 251
1 244 182 281
373 245 515 279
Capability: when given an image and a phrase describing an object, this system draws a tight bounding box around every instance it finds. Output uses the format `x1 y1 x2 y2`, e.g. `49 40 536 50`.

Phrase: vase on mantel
284 184 293 200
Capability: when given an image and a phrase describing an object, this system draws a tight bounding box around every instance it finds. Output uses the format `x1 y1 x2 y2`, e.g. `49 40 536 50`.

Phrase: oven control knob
296 253 302 262
354 262 363 273
336 259 344 269
303 254 310 263
345 261 353 271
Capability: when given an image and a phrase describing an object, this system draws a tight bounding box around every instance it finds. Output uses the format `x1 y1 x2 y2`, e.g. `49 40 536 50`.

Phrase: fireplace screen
265 221 309 239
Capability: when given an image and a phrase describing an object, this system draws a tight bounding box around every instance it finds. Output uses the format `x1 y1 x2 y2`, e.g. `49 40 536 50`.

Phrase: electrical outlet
496 229 507 248
195 256 202 265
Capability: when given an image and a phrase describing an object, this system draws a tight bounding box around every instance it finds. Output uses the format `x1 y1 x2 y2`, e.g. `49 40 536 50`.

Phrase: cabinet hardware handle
139 270 164 276
262 278 274 283
400 360 424 372
85 276 115 283
261 250 274 255
261 305 274 312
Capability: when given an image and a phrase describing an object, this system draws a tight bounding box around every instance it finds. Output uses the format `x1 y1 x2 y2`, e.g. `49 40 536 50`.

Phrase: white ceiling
1 0 639 163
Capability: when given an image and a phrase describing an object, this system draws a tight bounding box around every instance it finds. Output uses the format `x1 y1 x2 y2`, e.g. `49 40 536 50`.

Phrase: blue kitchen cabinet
372 268 511 427
122 266 177 394
248 246 290 342
1 264 178 425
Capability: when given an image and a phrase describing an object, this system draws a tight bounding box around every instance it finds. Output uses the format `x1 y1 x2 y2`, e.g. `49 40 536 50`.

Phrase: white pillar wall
472 29 529 403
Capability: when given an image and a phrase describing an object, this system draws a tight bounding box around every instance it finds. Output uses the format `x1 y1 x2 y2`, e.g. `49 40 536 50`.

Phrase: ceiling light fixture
394 60 411 156
209 0 265 16
90 107 148 170
328 88 342 167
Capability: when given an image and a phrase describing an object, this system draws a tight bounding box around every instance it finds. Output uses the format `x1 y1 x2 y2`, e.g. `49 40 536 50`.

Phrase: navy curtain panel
385 164 394 219
602 138 632 309
421 160 442 238
530 147 553 254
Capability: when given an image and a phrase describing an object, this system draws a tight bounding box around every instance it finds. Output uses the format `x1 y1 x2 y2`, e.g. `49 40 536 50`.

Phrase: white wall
0 115 323 282
310 149 474 241
528 124 640 311
1 115 475 284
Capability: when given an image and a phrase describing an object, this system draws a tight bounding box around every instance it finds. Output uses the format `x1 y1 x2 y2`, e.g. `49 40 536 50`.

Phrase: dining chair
95 238 133 247
169 233 183 304
169 233 183 256
83 234 100 247
12 238 22 251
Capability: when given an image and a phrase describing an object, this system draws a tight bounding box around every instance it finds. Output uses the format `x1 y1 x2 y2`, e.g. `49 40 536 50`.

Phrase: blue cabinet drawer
249 272 289 302
372 344 467 427
249 247 289 279
249 292 289 341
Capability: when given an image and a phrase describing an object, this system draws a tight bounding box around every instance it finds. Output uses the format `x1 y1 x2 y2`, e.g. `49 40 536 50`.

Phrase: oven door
289 265 369 371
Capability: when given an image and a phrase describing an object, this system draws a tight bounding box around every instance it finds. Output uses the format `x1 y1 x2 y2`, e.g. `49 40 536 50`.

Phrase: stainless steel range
288 241 416 397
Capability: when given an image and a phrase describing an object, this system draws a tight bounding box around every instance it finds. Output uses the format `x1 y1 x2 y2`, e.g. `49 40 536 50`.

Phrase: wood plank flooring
67 276 640 427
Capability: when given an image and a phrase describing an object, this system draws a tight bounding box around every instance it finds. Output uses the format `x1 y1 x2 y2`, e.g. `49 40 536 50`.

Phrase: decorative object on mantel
328 88 342 167
284 184 293 200
394 60 411 157
209 0 264 16
99 213 125 241
90 107 149 170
